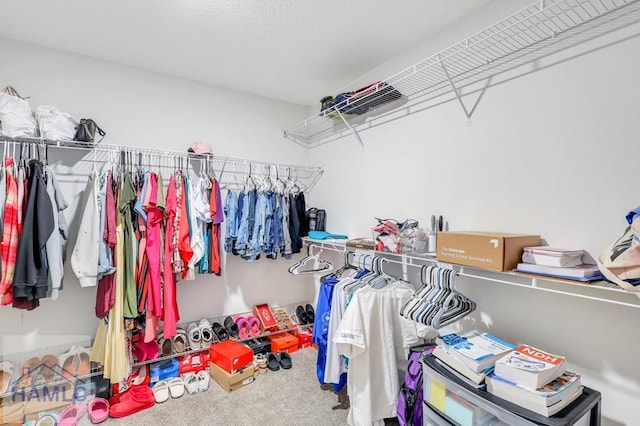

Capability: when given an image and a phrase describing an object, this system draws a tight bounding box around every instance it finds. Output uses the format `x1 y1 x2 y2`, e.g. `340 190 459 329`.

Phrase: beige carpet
79 348 349 426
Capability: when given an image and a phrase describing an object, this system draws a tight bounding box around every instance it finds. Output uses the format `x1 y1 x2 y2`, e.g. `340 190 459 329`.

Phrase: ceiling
0 0 492 106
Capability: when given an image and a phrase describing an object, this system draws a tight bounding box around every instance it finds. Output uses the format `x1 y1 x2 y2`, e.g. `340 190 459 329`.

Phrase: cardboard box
21 383 75 418
209 362 254 393
436 232 541 271
0 401 25 425
267 332 299 354
254 304 278 332
209 340 253 374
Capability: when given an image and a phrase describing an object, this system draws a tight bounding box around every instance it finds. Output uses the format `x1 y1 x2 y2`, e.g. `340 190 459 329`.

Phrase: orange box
254 304 278 332
209 340 253 374
267 332 299 354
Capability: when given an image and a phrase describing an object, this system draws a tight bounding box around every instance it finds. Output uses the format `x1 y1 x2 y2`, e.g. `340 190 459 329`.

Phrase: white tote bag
36 105 79 141
0 86 38 138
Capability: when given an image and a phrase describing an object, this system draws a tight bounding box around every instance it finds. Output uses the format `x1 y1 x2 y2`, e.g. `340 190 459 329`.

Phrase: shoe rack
130 301 314 369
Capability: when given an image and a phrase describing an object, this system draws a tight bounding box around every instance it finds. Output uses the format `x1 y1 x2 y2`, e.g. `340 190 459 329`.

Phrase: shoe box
208 361 254 393
0 401 26 425
293 328 313 349
267 332 299 354
149 358 179 387
253 304 278 332
436 231 541 271
209 340 253 374
244 337 271 355
178 351 209 375
21 382 75 422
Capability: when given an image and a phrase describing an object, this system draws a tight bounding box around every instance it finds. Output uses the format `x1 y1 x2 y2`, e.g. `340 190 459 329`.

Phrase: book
432 346 490 385
494 345 566 390
522 246 584 268
434 358 487 390
515 263 602 280
436 330 516 373
486 372 583 417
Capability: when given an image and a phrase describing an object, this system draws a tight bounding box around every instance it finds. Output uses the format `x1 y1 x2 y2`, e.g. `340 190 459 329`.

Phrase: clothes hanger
288 244 333 275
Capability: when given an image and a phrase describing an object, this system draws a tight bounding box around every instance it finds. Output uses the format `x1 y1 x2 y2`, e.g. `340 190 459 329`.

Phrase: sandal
235 316 249 339
88 397 110 424
153 380 170 403
266 353 280 371
173 328 187 354
224 316 239 339
158 331 174 357
168 377 185 398
246 316 261 338
182 373 199 395
305 304 316 324
296 305 308 325
58 403 87 425
197 370 210 392
278 351 293 369
0 361 14 394
187 322 202 350
211 322 229 341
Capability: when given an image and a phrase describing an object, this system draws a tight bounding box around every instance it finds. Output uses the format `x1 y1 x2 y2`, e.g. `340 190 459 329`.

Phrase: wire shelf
0 136 324 192
283 0 640 147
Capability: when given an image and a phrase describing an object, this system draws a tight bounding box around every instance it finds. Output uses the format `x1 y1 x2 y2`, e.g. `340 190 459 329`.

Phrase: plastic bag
36 105 79 141
0 86 38 137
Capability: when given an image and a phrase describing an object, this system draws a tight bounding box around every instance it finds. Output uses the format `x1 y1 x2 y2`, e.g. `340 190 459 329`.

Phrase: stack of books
433 330 517 389
486 344 583 417
516 246 602 281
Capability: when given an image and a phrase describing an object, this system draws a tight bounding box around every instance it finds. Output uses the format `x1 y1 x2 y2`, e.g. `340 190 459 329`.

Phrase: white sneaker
197 370 210 392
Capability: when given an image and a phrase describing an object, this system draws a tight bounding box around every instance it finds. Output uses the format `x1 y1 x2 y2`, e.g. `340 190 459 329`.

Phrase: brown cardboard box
209 362 254 393
436 232 541 271
21 383 75 420
0 401 25 425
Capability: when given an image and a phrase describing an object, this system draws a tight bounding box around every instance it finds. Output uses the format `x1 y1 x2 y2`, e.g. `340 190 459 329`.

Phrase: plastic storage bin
421 354 601 426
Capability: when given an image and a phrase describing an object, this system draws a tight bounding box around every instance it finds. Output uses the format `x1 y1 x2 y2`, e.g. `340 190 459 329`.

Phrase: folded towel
308 231 348 240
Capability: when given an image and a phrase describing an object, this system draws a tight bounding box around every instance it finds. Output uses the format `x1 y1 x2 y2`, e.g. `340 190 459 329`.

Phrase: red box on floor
209 340 253 374
254 304 278 332
267 332 299 354
295 328 313 349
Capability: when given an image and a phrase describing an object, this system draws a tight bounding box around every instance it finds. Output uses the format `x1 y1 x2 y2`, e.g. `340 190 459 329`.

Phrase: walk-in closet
0 1 639 425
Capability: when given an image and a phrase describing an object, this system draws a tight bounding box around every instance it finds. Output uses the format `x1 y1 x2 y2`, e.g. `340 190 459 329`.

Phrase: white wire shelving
284 0 640 148
0 136 324 192
302 238 640 309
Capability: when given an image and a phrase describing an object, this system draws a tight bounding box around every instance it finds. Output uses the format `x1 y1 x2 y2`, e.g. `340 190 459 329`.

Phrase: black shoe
211 322 229 341
224 316 239 339
296 305 308 325
305 304 315 324
278 352 292 369
267 353 280 371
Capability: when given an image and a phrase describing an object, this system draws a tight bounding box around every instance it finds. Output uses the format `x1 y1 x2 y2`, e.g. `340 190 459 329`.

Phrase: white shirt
335 280 426 426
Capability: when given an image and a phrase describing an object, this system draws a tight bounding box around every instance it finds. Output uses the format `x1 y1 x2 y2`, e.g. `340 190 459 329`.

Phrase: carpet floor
79 348 350 426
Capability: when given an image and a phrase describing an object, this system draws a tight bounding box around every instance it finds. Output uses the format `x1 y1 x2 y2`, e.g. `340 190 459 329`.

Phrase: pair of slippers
157 328 187 357
56 397 110 425
296 304 315 325
109 386 155 418
266 352 293 371
182 370 210 394
152 377 185 403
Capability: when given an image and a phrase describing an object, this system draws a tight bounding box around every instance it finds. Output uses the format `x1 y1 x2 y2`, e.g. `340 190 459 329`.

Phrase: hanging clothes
209 179 223 275
144 172 164 319
13 160 54 310
335 281 429 426
96 170 117 319
44 166 69 300
0 158 19 306
120 173 138 319
162 174 179 338
71 171 100 288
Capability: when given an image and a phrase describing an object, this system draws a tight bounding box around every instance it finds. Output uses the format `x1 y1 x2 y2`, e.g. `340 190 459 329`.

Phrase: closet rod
0 136 324 191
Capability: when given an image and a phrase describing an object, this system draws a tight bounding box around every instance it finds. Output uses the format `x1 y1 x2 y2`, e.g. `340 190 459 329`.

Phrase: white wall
309 2 640 425
0 38 316 356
